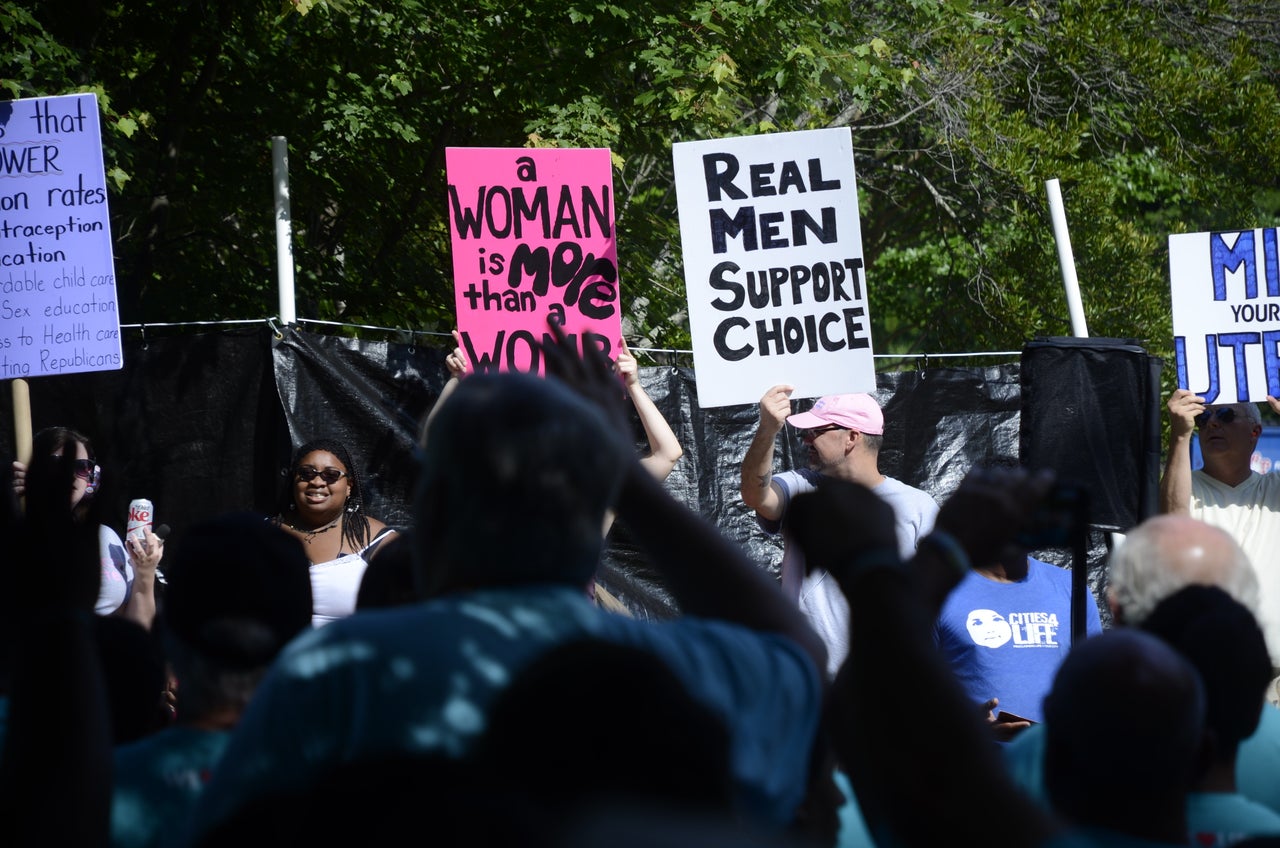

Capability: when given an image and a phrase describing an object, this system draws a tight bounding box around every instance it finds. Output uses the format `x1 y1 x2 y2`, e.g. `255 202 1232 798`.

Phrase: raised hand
933 465 1056 570
1166 389 1205 439
614 338 639 388
445 329 470 380
787 477 900 585
539 318 633 443
757 384 795 437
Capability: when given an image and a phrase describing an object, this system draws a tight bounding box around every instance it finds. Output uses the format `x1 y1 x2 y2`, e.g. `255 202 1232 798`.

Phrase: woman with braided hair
273 438 397 626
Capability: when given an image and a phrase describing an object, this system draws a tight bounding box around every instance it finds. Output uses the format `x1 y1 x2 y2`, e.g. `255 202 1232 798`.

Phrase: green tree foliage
3 0 1278 372
860 0 1280 365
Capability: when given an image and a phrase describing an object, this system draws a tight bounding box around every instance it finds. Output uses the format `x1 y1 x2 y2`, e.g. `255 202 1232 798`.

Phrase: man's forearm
740 428 780 512
617 459 826 672
1159 433 1194 515
832 567 1057 845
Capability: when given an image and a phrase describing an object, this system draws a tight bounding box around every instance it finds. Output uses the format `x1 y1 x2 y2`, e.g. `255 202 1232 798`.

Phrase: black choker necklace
288 515 341 542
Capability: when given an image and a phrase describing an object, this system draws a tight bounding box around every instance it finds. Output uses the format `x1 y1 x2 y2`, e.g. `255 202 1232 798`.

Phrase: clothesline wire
117 316 1022 360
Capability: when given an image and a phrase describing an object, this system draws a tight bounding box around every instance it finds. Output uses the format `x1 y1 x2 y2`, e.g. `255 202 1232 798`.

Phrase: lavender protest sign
673 127 874 408
0 93 122 378
1170 227 1280 402
445 147 621 373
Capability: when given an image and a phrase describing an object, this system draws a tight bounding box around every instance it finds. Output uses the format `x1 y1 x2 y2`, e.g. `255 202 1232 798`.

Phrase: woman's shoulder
359 521 397 555
365 515 394 535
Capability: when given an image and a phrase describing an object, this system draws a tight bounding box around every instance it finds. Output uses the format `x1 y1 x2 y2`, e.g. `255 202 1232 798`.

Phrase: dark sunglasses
798 424 847 440
73 458 97 480
296 466 347 484
1194 407 1237 428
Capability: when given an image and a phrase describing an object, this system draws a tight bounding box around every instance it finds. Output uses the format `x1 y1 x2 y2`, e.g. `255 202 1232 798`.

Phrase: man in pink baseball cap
740 384 939 675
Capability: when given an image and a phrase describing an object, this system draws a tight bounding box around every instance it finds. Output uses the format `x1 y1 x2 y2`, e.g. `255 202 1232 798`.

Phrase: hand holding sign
445 329 470 379
673 127 875 407
757 384 795 438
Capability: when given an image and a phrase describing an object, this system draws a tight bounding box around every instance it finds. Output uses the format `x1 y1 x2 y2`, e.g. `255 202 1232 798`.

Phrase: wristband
918 531 971 578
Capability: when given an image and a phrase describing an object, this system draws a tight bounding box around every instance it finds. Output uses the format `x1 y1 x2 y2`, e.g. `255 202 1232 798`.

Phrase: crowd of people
2 325 1280 847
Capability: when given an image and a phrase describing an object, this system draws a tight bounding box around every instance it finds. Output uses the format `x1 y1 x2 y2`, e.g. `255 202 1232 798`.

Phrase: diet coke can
127 498 154 542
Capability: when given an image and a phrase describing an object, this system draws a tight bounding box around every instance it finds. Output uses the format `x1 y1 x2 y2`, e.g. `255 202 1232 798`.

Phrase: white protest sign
673 127 874 408
0 92 123 378
1169 227 1280 402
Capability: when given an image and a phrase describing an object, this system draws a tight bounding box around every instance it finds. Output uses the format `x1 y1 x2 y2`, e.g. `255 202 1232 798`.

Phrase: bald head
1108 514 1259 626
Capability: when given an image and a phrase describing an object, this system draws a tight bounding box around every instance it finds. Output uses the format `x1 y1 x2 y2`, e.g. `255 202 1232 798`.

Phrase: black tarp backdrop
270 328 451 528
0 326 284 546
1 325 1131 625
600 361 1032 619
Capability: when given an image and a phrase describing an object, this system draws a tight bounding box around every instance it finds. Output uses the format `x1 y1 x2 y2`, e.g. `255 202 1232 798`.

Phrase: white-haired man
1003 513 1280 818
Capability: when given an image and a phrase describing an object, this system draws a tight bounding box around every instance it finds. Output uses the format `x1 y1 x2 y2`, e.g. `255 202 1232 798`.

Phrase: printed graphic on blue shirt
965 609 1060 648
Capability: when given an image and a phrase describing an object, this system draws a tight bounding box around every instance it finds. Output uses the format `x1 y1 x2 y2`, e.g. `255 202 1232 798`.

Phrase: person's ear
1193 727 1219 785
1106 589 1124 625
84 464 101 495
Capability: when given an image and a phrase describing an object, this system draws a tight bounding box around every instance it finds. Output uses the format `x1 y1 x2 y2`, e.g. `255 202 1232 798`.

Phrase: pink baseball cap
786 393 884 435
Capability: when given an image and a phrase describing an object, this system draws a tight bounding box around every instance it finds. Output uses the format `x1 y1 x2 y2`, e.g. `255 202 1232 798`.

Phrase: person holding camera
740 387 939 676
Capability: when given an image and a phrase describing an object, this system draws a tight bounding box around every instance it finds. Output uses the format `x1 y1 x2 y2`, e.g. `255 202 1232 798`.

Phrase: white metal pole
273 136 297 325
1045 178 1089 337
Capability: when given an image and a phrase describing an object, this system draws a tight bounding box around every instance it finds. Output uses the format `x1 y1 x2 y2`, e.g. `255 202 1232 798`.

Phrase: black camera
1014 482 1089 549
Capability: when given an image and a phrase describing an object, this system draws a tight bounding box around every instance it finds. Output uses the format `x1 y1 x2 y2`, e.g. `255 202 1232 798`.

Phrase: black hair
1140 584 1272 757
275 438 372 552
356 530 420 610
30 426 99 524
475 637 733 817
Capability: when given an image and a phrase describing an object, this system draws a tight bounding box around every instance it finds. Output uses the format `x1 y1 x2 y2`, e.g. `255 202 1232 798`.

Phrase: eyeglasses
52 454 97 482
798 424 847 440
296 466 347 484
1194 407 1237 428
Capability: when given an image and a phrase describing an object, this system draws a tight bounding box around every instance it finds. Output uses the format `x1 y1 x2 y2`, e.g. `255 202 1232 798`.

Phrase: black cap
161 511 313 669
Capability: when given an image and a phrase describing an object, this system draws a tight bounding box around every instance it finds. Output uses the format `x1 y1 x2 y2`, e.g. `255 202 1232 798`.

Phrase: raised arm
0 454 111 847
421 330 469 444
787 469 1060 846
119 529 164 629
615 338 683 482
1159 389 1203 515
541 324 827 673
739 384 794 521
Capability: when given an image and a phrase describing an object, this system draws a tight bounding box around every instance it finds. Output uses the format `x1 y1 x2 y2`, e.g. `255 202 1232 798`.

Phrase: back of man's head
475 637 734 819
1108 514 1259 626
1139 585 1271 765
414 372 625 595
1043 629 1205 838
160 512 313 719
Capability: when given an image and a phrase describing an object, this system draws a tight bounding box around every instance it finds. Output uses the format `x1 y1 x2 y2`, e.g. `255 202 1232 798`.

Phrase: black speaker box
1019 336 1164 531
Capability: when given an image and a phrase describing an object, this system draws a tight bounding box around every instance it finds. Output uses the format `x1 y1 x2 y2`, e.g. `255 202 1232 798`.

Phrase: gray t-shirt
763 469 939 675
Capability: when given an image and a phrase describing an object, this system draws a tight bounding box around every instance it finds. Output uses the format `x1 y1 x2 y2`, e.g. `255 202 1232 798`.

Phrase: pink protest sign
445 147 621 373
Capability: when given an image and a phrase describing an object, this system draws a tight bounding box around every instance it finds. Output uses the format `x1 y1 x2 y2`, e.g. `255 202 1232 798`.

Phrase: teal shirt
1003 705 1280 816
1186 792 1280 845
180 585 822 845
112 725 231 848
